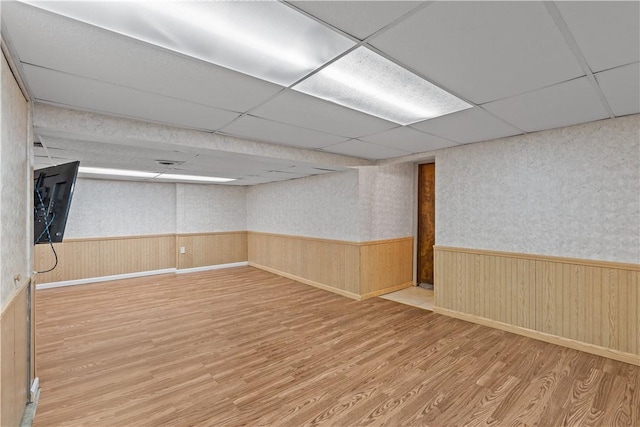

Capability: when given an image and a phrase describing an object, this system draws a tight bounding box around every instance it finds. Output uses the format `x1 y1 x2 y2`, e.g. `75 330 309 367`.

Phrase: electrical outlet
180 246 186 254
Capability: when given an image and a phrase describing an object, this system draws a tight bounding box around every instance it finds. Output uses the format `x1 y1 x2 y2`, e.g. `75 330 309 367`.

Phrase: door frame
412 159 436 287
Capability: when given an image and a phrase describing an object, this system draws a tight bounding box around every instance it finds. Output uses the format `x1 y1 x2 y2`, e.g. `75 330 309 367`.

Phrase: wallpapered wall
65 178 250 238
61 114 639 261
436 115 640 264
358 163 414 241
1 52 31 305
65 179 177 238
68 165 414 244
176 183 247 233
247 170 361 241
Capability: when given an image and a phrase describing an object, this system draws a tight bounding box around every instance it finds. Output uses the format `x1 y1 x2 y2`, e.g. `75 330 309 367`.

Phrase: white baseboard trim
176 261 248 274
36 268 177 290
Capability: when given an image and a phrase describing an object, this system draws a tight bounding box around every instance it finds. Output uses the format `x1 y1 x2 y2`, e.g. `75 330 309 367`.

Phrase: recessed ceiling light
155 174 236 183
78 167 158 178
78 167 235 183
22 1 355 86
293 47 472 125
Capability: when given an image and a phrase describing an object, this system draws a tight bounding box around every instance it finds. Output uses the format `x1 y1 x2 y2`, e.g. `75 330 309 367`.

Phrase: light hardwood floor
34 267 639 426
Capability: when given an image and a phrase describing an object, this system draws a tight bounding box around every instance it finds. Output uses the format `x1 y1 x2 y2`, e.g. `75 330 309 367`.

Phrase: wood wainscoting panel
248 232 361 297
360 237 414 299
434 246 639 365
1 280 29 427
34 235 175 284
435 249 535 330
177 232 247 270
536 261 639 356
248 232 413 300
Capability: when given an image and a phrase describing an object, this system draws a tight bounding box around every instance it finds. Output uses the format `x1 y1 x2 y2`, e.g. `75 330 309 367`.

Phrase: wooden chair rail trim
59 233 177 243
434 246 640 271
60 232 247 243
359 237 413 246
1 275 31 319
433 306 640 366
57 231 411 247
177 231 247 237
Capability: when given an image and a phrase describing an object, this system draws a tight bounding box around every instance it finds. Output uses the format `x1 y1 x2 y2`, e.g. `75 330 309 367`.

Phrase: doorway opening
417 163 435 289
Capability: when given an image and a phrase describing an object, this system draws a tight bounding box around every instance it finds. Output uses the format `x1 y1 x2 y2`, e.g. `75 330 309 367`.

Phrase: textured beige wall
176 183 246 233
358 163 414 241
247 165 415 242
64 179 248 238
64 178 177 238
436 115 640 264
1 51 31 306
247 170 360 241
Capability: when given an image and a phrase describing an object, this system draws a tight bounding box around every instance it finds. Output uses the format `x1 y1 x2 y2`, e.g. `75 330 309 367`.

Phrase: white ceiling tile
34 133 352 185
219 116 349 149
260 171 309 180
23 65 239 131
360 127 457 153
555 1 639 73
20 1 355 87
34 158 59 170
370 1 583 104
410 107 523 144
596 62 640 117
6 0 634 184
321 140 410 160
289 1 422 40
182 154 294 174
232 177 278 185
251 90 397 138
3 2 283 113
284 165 341 175
173 156 349 178
35 145 196 174
34 155 75 167
40 136 196 162
483 78 610 133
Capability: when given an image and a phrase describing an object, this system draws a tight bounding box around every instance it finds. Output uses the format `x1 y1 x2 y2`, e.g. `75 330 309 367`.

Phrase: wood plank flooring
34 267 639 426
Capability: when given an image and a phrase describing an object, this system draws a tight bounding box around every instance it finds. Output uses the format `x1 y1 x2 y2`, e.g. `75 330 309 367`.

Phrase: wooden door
417 163 435 284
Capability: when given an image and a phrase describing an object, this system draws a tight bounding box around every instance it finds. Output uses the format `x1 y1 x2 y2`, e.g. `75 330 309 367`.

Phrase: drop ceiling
2 1 638 184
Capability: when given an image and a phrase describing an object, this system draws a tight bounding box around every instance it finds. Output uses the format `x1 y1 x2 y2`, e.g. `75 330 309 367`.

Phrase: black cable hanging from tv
34 187 58 274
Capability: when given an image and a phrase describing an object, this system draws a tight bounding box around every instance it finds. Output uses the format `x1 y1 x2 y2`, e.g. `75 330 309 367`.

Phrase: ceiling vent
155 160 183 166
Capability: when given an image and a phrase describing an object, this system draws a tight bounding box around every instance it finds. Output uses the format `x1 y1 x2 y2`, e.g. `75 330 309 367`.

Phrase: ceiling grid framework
543 1 615 119
1 0 638 182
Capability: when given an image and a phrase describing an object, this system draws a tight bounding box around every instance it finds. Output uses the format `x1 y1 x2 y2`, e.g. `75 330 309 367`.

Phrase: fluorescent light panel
78 167 157 178
23 2 469 125
78 167 235 183
294 47 472 125
22 1 355 87
155 174 235 183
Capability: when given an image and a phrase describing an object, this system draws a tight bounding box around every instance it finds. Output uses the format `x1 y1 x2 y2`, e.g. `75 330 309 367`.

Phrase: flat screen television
34 161 79 245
